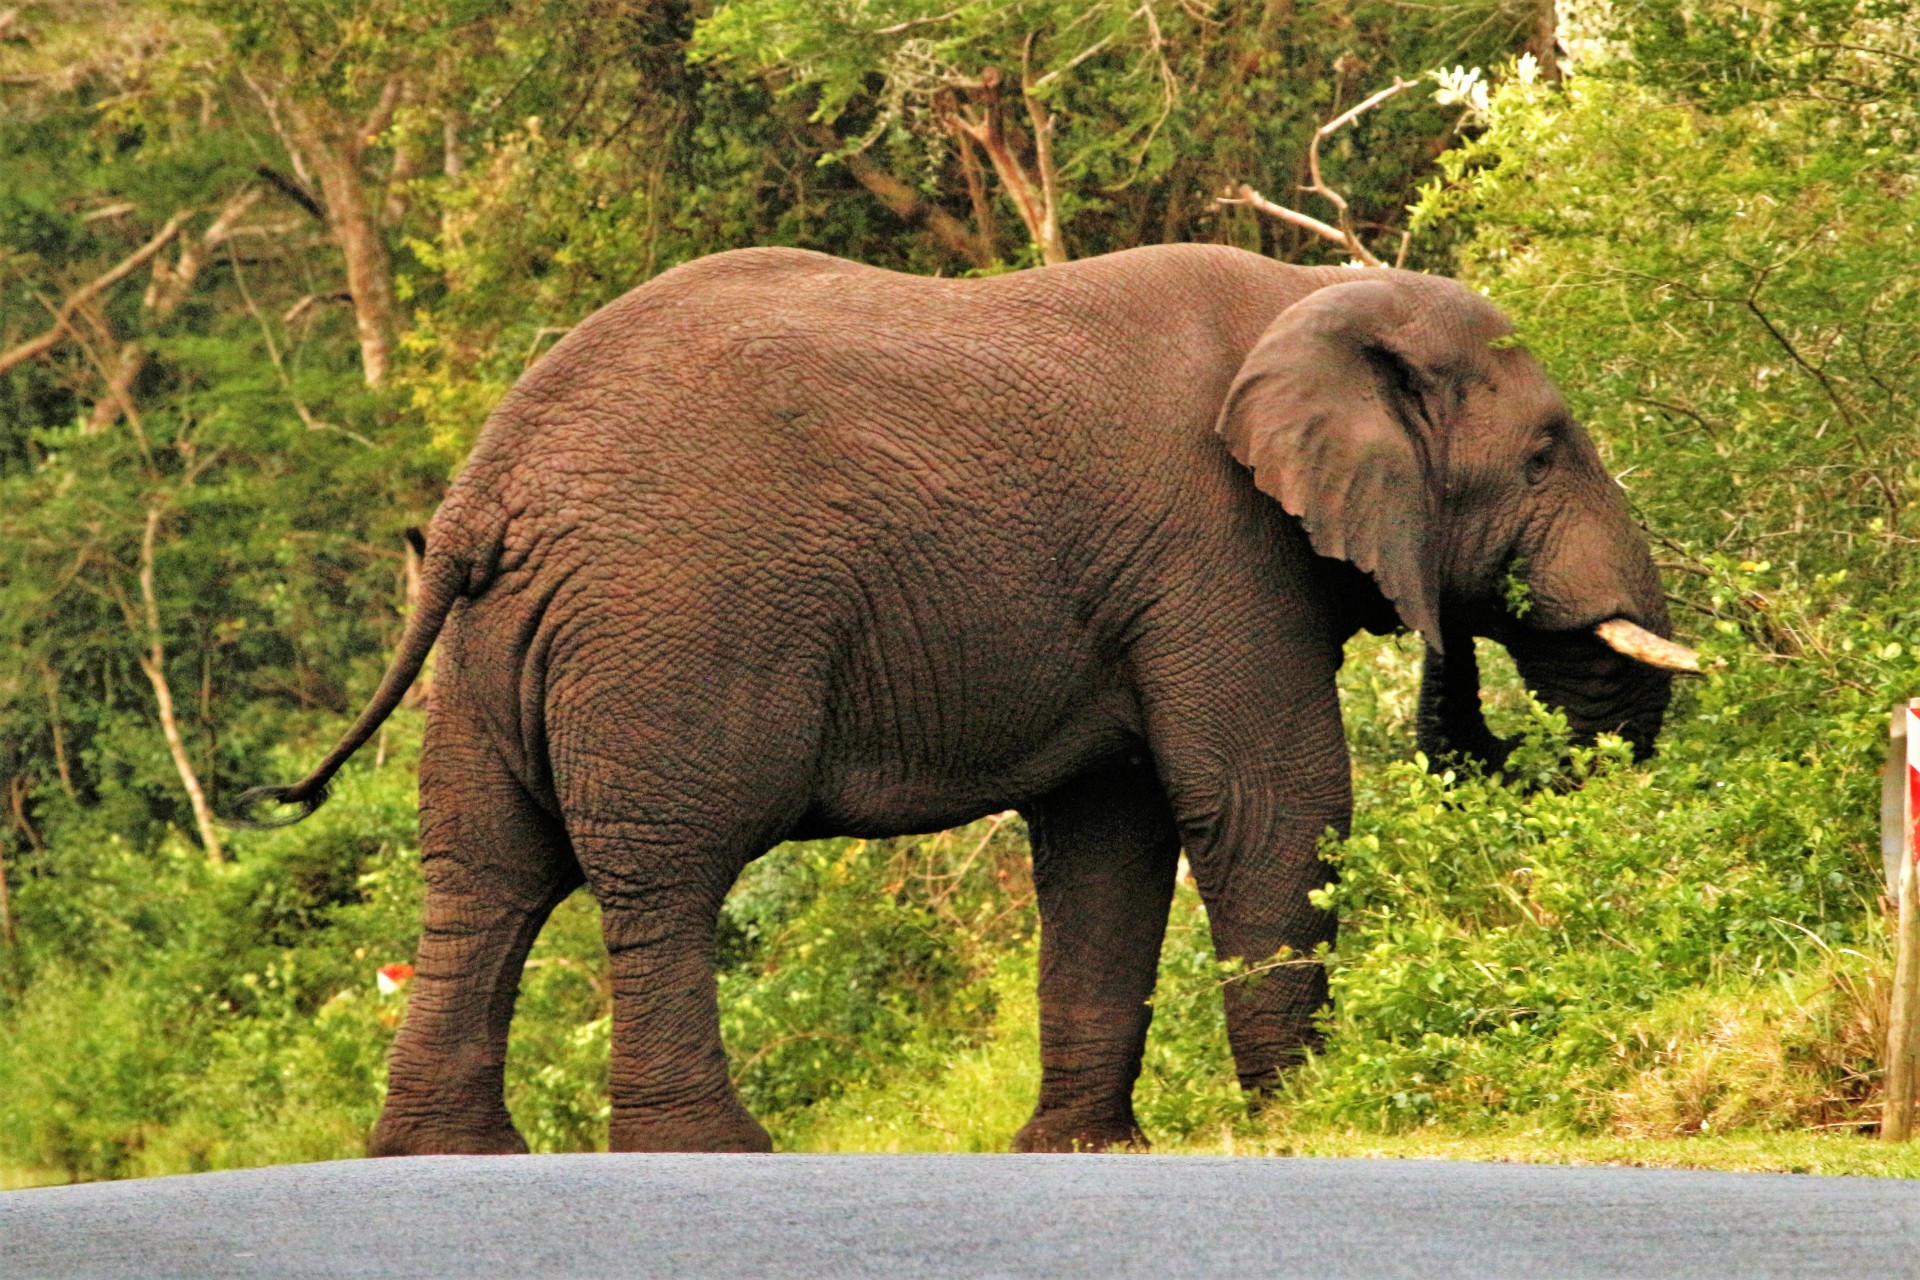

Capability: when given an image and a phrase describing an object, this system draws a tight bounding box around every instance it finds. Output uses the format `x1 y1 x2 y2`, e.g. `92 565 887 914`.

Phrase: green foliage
691 0 1531 265
1500 556 1533 619
1413 43 1918 589
1292 623 1907 1135
0 724 425 1179
720 833 1000 1119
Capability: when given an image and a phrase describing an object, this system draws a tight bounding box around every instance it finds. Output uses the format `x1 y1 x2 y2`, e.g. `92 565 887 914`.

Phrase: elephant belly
797 677 1145 840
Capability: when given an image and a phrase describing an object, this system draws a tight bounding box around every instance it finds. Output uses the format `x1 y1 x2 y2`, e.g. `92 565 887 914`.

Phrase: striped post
1882 700 1920 1142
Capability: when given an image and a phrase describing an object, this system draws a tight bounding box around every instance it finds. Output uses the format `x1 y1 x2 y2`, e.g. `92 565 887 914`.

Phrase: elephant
237 243 1696 1156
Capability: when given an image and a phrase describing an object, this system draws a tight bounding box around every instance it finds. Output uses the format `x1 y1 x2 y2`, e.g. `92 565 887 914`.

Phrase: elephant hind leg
1014 754 1180 1154
573 816 774 1153
369 744 583 1158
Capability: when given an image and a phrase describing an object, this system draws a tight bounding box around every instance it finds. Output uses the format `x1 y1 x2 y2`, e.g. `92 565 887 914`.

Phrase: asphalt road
5 1153 1919 1279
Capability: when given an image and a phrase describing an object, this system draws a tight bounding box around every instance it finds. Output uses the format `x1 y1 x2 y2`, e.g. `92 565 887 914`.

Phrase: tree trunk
284 97 399 386
943 67 1069 265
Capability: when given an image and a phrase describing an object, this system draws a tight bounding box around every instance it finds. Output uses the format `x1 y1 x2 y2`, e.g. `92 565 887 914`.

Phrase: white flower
1430 65 1491 124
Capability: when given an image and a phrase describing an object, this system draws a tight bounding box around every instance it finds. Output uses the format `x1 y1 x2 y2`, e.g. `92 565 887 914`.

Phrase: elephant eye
1524 440 1555 485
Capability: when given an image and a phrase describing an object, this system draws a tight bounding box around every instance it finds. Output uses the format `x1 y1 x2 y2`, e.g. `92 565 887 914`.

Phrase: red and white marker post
1882 700 1920 1142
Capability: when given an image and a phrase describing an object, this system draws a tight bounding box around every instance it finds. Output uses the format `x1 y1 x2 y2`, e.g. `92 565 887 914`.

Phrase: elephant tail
226 526 474 830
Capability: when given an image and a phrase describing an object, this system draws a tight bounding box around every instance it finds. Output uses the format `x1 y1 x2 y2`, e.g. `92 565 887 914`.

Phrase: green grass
1 1164 66 1190
1169 1130 1920 1177
778 951 1042 1153
785 972 1920 1175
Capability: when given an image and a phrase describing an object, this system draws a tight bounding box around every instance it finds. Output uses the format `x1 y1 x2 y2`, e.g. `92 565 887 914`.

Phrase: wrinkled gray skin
244 245 1673 1156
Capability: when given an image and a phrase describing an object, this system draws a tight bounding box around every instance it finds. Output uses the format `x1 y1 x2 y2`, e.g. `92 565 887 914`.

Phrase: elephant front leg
1139 640 1351 1102
1015 757 1180 1153
1177 778 1343 1099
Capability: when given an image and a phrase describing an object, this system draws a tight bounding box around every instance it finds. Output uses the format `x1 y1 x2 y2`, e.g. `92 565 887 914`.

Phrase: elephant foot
367 1113 529 1158
1012 1109 1149 1154
611 1103 773 1153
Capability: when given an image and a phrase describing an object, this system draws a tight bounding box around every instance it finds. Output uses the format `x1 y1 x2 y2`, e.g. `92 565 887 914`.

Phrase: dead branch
87 187 263 435
0 213 187 378
813 124 993 268
134 505 225 864
942 60 1067 265
1219 76 1420 267
37 661 76 800
254 164 324 220
1219 183 1368 261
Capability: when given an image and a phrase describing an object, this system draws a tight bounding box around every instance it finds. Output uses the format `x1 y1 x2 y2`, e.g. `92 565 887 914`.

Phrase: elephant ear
1216 274 1509 653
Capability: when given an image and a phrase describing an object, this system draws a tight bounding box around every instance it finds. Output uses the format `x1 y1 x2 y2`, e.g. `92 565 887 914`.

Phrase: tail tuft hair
225 782 333 830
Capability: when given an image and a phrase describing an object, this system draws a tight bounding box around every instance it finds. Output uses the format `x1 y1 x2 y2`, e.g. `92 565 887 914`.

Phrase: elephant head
1217 272 1694 768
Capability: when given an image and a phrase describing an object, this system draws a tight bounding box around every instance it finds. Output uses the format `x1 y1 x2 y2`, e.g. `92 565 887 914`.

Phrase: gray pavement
3 1153 1918 1279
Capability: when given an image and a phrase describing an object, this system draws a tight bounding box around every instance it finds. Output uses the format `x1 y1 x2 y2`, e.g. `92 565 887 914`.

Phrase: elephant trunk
1416 622 1513 772
1506 626 1674 761
1436 452 1674 759
1416 616 1679 772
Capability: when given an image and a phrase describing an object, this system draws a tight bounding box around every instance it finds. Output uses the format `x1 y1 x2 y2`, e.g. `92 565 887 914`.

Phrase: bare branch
39 292 155 460
80 202 139 223
1808 41 1920 66
135 504 224 864
1019 33 1065 265
0 213 187 378
1218 183 1381 265
953 128 996 251
88 188 262 436
253 164 324 220
280 291 353 324
944 57 1067 265
227 243 375 447
1303 76 1418 257
817 124 994 268
38 661 76 800
358 74 405 162
239 71 317 191
1223 76 1418 267
146 187 262 315
868 6 968 35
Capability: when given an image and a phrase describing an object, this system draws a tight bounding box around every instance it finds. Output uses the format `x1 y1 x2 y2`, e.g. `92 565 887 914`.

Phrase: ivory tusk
1594 618 1702 675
